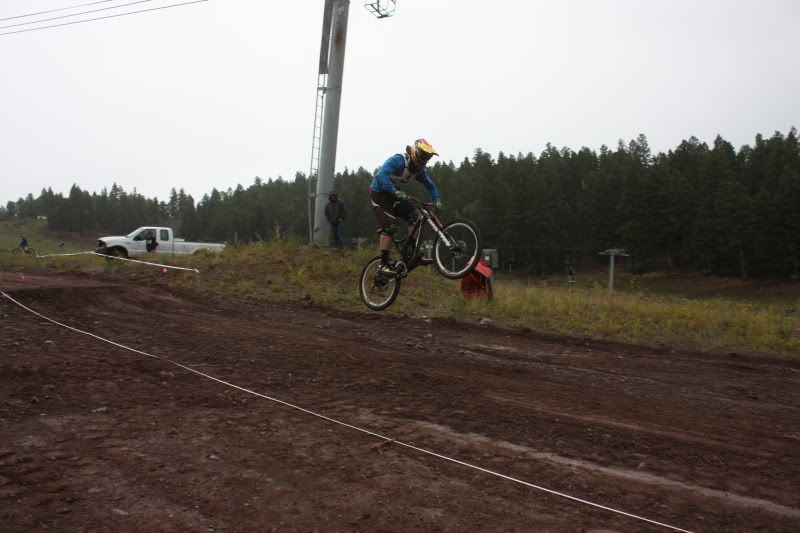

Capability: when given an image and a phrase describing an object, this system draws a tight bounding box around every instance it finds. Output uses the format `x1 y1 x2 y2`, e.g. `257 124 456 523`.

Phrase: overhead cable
0 0 118 22
0 0 153 31
0 0 208 37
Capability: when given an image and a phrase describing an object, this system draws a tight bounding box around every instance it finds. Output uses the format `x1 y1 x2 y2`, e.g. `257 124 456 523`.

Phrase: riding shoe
378 260 407 277
378 261 397 275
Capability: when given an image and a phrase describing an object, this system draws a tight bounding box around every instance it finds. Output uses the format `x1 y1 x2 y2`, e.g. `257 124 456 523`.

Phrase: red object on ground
460 259 493 300
474 259 492 278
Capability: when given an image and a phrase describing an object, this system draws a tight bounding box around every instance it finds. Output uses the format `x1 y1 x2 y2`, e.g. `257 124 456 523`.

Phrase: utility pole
599 248 629 295
311 0 350 246
309 1 395 245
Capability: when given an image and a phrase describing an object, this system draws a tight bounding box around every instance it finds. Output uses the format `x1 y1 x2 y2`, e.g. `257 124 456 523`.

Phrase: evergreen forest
3 129 799 279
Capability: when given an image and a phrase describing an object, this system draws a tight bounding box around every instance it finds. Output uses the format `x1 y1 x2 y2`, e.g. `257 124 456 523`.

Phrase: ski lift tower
309 1 396 244
599 248 629 295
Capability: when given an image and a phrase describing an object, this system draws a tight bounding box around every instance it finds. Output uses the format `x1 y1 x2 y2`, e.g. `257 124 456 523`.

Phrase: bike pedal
394 261 408 278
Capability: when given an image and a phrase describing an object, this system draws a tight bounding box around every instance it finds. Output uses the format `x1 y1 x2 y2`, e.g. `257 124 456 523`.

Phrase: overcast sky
1 0 798 206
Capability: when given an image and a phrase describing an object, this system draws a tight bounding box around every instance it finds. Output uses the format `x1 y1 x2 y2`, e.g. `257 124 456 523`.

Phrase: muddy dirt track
1 272 799 532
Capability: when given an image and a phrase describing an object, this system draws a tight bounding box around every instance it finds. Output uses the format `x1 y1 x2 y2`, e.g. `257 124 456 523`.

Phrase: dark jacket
325 199 347 224
146 235 158 252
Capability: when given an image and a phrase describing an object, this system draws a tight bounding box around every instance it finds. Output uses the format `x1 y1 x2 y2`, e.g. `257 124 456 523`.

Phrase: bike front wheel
433 219 482 279
359 255 401 311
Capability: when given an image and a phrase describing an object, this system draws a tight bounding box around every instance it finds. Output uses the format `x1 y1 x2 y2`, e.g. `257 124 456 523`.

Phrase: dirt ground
1 271 799 533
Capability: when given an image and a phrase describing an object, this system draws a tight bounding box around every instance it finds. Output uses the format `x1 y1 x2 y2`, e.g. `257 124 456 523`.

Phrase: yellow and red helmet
410 138 439 166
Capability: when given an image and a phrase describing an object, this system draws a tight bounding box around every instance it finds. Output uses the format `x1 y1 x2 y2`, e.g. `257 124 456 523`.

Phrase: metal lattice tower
307 69 328 241
363 0 396 18
308 0 396 244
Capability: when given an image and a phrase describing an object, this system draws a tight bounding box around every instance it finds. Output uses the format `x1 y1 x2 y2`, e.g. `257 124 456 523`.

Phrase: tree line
3 129 799 279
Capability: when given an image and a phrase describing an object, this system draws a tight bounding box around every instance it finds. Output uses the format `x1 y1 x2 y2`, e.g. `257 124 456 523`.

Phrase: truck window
159 229 169 241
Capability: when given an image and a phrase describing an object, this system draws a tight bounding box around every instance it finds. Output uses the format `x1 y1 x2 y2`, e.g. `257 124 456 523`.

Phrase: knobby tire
433 219 482 279
359 255 401 311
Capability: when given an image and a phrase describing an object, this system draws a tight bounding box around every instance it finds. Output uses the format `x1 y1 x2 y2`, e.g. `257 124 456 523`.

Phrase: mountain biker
370 138 442 273
19 235 29 252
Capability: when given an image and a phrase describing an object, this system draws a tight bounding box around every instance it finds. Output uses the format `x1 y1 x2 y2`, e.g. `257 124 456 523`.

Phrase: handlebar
405 195 437 209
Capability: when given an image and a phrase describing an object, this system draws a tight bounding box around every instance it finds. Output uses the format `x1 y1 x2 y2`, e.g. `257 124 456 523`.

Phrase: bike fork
427 219 452 247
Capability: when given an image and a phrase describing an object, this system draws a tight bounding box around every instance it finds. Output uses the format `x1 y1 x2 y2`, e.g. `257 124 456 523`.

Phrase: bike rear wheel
359 255 401 311
433 219 482 279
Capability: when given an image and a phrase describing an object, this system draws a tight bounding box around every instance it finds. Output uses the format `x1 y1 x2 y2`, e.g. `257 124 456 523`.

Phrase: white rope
35 252 92 258
0 290 693 533
34 251 199 273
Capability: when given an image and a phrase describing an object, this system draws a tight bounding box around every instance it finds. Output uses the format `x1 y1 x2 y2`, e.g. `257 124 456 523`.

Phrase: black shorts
370 190 415 231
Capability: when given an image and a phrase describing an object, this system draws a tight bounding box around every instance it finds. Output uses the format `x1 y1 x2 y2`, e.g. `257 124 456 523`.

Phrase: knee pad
380 225 397 237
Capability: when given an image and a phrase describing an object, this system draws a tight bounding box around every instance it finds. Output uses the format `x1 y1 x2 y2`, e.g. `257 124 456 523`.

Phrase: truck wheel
109 247 128 259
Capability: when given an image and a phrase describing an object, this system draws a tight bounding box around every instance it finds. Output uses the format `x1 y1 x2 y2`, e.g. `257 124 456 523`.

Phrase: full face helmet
409 138 439 168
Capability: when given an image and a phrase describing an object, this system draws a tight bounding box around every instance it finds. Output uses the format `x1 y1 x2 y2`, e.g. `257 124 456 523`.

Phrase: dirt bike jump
1 272 798 532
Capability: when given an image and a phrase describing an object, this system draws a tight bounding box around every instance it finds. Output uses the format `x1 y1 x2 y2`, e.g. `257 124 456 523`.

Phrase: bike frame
393 197 452 270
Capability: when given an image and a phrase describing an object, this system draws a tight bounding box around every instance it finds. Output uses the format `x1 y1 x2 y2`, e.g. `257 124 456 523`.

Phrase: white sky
1 0 798 205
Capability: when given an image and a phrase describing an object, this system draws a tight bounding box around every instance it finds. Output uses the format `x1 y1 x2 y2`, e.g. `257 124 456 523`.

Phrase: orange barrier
460 259 493 300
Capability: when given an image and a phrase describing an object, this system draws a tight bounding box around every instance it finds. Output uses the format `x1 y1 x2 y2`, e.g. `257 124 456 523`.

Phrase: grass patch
531 267 800 306
0 219 99 269
0 219 95 254
4 237 798 357
458 280 799 356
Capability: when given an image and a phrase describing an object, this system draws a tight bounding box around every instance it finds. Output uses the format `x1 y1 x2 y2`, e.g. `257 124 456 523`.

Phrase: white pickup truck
96 227 225 258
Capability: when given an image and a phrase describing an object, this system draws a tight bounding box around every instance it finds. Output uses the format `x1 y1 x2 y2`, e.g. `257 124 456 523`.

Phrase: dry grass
4 238 798 357
458 281 799 356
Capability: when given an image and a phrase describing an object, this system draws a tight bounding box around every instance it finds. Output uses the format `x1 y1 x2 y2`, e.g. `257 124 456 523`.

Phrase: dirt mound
1 272 799 532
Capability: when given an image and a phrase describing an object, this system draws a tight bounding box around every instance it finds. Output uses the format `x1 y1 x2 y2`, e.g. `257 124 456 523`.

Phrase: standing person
567 264 576 283
369 138 442 274
145 230 158 253
324 192 347 249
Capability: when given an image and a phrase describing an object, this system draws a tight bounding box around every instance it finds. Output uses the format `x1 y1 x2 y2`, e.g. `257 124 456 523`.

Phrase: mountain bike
12 247 35 255
359 196 481 311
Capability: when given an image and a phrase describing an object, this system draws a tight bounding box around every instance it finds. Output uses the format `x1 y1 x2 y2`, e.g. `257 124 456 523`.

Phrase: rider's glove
434 200 443 210
394 190 407 201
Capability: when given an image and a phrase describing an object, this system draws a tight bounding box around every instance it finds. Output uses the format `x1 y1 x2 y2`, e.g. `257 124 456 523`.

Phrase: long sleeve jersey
369 154 440 202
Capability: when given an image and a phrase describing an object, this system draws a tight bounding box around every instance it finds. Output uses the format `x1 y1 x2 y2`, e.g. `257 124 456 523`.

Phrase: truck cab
128 227 171 255
97 226 225 258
